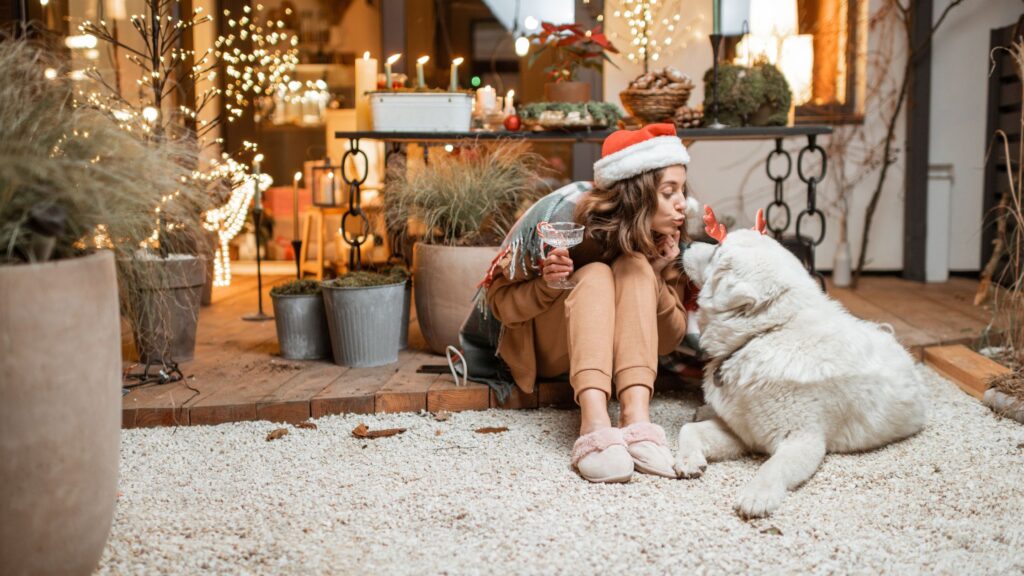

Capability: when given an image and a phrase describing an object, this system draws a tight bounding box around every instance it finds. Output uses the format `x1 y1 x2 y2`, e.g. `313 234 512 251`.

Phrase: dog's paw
734 482 786 518
674 451 708 479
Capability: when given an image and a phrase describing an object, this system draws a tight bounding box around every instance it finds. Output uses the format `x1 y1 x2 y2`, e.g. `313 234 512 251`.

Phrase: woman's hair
574 167 690 261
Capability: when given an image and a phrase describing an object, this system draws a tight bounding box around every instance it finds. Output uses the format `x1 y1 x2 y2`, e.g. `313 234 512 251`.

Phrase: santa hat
593 123 700 232
593 123 691 188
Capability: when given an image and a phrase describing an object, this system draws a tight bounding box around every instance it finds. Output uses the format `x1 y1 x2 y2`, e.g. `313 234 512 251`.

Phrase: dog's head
682 210 819 319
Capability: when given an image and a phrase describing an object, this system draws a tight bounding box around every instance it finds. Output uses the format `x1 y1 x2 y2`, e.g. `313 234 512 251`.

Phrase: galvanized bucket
399 281 411 350
271 293 332 360
322 281 405 367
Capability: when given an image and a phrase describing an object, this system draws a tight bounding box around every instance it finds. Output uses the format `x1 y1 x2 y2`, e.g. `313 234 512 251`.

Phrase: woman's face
651 165 688 237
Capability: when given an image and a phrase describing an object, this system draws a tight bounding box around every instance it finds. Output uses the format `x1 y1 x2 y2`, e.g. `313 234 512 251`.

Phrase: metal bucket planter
400 280 412 350
129 254 205 363
271 293 332 360
322 281 406 367
0 251 120 575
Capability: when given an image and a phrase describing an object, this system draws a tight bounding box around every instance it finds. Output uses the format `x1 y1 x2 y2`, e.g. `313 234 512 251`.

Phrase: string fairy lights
607 0 704 72
79 0 300 286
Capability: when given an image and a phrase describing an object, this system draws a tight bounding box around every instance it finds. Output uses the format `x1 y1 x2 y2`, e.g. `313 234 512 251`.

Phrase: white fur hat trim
593 135 691 188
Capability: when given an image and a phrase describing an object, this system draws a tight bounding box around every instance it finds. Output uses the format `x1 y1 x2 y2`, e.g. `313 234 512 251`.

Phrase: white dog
675 215 928 518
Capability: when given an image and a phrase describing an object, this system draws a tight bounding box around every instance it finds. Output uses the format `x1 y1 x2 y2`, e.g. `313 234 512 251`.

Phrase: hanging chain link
795 134 828 289
764 138 792 239
340 138 372 271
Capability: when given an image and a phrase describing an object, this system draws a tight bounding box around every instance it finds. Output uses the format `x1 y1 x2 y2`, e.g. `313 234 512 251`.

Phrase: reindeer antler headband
703 206 768 243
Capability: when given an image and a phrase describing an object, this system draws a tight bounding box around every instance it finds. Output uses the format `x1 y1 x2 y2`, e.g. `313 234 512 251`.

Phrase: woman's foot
572 427 634 483
621 422 676 478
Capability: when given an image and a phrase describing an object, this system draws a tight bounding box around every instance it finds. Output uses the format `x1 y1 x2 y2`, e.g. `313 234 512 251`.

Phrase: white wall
929 0 1021 271
603 0 1018 272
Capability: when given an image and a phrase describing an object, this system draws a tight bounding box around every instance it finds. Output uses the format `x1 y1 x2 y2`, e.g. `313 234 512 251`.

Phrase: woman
469 123 696 483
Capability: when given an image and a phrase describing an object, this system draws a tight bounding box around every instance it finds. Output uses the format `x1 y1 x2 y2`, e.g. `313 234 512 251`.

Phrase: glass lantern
311 157 344 207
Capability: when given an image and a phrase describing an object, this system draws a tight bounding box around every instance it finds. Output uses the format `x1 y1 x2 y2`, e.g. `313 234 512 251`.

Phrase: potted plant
527 22 619 103
321 269 409 367
384 140 548 354
270 279 332 360
701 61 792 127
0 41 209 574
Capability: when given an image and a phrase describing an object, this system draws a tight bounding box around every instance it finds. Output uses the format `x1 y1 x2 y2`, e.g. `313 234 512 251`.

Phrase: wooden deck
121 273 998 428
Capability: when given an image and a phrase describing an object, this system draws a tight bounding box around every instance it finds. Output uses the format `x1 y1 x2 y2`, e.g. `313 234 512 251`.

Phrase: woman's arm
485 247 570 328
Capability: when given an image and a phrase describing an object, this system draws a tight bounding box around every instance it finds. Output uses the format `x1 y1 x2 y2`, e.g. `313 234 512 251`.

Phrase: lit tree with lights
81 0 299 284
608 0 701 73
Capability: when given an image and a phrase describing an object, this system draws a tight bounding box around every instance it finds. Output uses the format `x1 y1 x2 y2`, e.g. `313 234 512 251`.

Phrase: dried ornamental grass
384 139 549 247
0 40 212 341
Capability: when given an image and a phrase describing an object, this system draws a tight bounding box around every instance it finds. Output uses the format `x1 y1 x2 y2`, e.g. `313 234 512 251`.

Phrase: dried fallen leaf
760 526 783 536
295 422 318 430
352 422 406 439
474 426 509 434
266 428 289 441
435 429 443 436
434 411 451 422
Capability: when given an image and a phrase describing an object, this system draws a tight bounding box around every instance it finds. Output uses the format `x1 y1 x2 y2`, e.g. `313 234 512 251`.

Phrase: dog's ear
710 271 759 314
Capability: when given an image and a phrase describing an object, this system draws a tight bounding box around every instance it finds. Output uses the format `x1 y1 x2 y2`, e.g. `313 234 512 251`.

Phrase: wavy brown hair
574 167 689 261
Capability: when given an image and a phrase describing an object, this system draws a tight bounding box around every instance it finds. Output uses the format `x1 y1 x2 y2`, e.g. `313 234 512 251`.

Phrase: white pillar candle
449 57 463 92
385 53 401 90
416 55 429 89
253 154 263 210
292 171 302 240
354 51 377 130
476 85 496 113
504 89 515 115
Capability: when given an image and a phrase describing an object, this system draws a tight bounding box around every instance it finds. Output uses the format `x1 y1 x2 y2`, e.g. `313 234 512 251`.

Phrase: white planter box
370 92 472 132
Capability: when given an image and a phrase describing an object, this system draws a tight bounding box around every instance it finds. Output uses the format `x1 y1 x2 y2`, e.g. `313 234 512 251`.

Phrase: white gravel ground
98 366 1024 575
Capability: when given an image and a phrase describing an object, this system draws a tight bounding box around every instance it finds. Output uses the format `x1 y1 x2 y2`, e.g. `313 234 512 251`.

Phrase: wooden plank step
923 344 1012 399
187 355 304 425
426 374 490 413
491 385 539 409
375 352 440 413
256 361 348 423
538 380 574 408
311 364 395 417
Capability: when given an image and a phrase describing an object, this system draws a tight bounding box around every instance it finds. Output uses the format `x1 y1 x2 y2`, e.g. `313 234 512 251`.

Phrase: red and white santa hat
593 123 699 225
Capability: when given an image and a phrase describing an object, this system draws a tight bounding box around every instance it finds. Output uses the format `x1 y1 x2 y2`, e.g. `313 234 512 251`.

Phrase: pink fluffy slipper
571 427 634 483
621 422 676 478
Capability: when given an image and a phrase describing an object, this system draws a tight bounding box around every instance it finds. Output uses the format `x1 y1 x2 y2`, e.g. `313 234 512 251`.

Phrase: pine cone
674 106 704 129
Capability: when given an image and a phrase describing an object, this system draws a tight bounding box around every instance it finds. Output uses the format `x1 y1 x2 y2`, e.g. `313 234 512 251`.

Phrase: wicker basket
619 88 692 123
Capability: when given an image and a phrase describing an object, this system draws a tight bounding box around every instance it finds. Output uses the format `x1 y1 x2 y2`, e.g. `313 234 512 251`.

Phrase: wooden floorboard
122 273 995 427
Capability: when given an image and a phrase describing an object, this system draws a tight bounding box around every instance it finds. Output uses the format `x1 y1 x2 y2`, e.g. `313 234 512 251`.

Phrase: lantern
310 156 343 207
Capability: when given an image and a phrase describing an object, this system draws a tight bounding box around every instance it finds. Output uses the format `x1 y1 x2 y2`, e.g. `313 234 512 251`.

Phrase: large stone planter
413 243 499 355
0 251 121 575
130 254 204 363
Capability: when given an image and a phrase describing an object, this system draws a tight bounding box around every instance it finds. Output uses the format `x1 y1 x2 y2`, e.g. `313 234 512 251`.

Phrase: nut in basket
620 66 694 124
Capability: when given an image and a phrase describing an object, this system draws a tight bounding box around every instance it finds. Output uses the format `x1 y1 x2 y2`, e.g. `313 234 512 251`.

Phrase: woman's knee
573 261 614 285
611 253 658 285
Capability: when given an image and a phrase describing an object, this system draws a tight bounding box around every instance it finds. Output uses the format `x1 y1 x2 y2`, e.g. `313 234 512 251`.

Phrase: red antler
753 208 767 235
704 205 727 243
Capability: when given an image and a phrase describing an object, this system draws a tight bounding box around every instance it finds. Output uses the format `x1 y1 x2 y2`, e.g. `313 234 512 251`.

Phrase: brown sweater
485 236 689 393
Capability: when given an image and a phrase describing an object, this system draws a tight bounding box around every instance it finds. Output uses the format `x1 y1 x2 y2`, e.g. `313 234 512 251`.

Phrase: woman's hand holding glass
541 247 574 288
537 222 585 289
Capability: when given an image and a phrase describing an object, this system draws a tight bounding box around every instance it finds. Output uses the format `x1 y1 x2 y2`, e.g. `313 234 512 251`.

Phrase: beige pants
533 253 677 403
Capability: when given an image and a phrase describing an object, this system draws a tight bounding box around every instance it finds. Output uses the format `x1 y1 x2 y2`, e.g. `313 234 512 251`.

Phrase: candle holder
291 238 302 278
707 33 727 130
311 157 343 207
242 202 273 322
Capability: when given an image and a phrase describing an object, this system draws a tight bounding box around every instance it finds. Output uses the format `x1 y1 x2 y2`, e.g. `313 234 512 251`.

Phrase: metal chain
796 134 828 290
340 138 372 271
764 138 792 239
